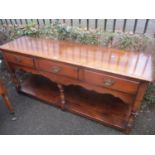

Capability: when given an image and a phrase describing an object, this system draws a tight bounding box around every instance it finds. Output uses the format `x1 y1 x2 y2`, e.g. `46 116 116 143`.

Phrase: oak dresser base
0 36 152 133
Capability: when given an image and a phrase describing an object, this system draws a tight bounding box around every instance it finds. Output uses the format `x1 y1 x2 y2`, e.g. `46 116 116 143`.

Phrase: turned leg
9 72 20 90
125 83 148 133
3 60 21 91
0 80 14 114
9 68 21 91
2 94 14 114
57 84 66 110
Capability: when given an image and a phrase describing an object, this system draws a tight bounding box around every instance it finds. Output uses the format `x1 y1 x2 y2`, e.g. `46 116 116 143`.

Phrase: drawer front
4 53 34 68
36 59 78 79
83 70 139 94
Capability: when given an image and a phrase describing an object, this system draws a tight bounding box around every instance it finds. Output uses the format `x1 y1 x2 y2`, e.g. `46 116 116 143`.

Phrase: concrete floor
0 62 155 135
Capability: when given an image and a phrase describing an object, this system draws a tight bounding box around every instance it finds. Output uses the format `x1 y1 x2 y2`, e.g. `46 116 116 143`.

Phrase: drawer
36 59 78 79
82 70 139 94
4 53 34 68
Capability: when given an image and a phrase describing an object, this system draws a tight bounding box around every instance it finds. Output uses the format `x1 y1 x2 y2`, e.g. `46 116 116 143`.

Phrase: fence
0 19 155 37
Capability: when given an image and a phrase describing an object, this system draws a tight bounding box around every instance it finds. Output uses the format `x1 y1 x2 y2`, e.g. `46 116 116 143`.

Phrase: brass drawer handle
103 79 115 87
51 66 61 73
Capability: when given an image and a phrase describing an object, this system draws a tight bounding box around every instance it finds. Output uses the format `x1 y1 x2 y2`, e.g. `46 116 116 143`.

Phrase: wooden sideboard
0 36 152 132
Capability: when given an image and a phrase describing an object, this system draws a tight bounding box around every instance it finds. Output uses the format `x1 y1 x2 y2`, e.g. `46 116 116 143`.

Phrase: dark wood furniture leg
2 94 14 114
57 84 66 110
3 59 21 91
9 68 21 92
0 81 14 114
125 82 148 133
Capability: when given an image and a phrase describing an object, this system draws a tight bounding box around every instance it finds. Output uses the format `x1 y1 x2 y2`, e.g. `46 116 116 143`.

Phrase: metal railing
0 19 155 37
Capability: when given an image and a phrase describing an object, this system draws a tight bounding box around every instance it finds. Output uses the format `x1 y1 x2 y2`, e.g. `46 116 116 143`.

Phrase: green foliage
0 23 153 49
56 24 72 40
118 35 133 49
98 31 115 47
51 24 98 45
77 31 98 45
144 83 155 104
116 34 150 51
0 22 40 40
39 24 54 38
132 35 149 51
21 22 40 36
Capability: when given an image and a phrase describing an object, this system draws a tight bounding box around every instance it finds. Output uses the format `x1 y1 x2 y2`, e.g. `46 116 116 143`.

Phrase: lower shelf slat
64 86 131 130
19 75 131 130
20 75 61 107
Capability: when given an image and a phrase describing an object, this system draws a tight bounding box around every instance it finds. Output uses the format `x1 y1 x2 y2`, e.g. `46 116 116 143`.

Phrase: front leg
4 60 21 91
57 84 66 110
0 80 15 115
2 94 14 114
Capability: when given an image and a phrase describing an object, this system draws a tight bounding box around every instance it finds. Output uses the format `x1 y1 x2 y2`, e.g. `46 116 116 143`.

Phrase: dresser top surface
0 36 152 82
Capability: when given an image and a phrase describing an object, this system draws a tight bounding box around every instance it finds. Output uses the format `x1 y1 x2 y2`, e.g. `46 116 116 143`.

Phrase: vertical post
95 19 98 29
20 19 23 25
37 19 39 25
133 19 138 33
25 19 28 24
57 84 66 110
79 19 81 28
49 19 52 24
15 19 18 25
0 19 3 25
5 19 8 25
63 19 66 23
127 82 148 132
113 19 116 32
104 19 107 31
143 19 149 34
123 19 127 32
71 19 73 26
87 19 89 30
10 19 13 25
43 19 45 25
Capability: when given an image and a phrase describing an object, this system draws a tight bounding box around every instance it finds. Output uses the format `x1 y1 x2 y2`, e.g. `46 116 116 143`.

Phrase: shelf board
20 75 61 107
19 75 131 130
64 86 131 130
